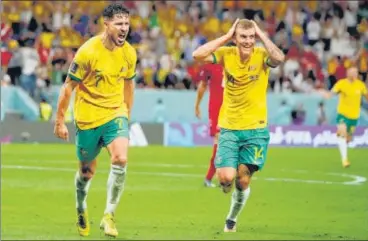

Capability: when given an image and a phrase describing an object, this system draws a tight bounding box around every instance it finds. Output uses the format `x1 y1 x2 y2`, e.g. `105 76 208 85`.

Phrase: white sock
226 187 250 222
104 164 127 214
337 136 348 162
75 171 92 212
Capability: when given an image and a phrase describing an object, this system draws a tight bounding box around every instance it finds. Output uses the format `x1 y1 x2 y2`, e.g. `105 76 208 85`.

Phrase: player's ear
103 17 109 28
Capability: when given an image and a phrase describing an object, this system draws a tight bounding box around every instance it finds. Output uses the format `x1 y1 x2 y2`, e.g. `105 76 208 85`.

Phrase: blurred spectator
39 97 52 121
291 103 306 125
19 39 40 97
6 40 22 86
317 101 328 125
1 0 367 97
306 13 321 46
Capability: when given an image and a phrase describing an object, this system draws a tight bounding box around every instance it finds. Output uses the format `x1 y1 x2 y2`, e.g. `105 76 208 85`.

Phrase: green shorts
75 117 129 162
336 114 358 135
215 127 270 171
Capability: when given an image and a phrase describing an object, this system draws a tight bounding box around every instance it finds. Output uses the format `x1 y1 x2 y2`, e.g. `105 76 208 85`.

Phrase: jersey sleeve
261 47 277 68
331 81 342 94
212 47 228 64
126 48 137 80
68 47 90 82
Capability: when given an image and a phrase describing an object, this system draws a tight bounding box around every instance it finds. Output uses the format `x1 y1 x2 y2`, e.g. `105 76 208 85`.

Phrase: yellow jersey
68 35 137 130
331 78 367 119
213 46 271 130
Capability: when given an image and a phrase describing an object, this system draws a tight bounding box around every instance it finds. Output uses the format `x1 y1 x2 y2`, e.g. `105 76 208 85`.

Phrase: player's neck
239 53 250 63
101 32 116 51
237 48 251 63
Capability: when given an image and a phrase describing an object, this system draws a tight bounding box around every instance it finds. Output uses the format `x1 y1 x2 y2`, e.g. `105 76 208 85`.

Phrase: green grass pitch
1 144 368 240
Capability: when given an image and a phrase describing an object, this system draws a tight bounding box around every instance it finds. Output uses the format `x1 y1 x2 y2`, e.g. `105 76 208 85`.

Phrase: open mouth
118 33 126 42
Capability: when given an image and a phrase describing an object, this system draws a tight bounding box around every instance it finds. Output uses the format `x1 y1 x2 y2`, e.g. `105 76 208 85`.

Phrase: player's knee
217 171 235 184
80 165 95 181
337 125 347 137
111 154 127 167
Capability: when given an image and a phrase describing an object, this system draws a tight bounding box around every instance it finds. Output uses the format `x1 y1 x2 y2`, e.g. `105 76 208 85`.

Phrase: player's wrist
55 118 65 126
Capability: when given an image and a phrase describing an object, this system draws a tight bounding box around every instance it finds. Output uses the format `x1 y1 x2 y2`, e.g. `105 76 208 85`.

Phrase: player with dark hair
54 3 136 237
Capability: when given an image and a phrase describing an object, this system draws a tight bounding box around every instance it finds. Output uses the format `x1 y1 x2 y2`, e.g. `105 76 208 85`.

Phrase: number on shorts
115 118 123 129
254 147 264 161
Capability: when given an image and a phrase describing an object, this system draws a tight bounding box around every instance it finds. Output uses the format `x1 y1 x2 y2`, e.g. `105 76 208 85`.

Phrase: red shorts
209 114 220 137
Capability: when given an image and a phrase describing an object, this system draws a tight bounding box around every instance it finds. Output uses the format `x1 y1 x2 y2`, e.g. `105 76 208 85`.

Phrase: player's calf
336 125 349 167
224 164 254 232
75 161 96 237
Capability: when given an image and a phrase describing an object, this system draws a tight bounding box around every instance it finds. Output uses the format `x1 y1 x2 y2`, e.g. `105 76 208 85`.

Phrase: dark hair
103 3 129 19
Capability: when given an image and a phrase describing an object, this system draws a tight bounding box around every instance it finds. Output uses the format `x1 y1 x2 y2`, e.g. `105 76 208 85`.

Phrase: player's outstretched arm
317 88 334 99
251 20 285 67
192 18 239 63
195 80 208 119
54 76 78 140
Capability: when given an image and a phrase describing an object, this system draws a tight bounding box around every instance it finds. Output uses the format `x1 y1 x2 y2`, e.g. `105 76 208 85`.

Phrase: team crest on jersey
70 62 79 74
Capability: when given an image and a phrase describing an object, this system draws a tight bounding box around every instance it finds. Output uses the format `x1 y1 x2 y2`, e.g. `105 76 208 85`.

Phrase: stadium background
1 1 368 240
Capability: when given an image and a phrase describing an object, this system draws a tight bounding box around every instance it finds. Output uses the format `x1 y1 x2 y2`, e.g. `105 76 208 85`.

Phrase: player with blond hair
192 18 285 232
54 3 136 238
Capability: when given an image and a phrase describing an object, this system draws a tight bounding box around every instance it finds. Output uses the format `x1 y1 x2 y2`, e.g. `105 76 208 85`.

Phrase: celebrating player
319 66 368 168
192 19 285 232
194 63 224 188
53 3 137 238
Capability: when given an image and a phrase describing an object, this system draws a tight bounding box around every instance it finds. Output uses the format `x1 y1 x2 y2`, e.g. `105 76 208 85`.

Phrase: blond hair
236 19 254 30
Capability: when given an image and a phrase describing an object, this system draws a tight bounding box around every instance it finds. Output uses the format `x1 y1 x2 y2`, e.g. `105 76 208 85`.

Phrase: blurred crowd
1 0 368 101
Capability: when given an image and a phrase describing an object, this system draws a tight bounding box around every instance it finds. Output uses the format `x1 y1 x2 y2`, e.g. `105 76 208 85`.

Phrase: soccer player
194 63 224 187
192 19 285 232
53 3 137 238
319 66 368 168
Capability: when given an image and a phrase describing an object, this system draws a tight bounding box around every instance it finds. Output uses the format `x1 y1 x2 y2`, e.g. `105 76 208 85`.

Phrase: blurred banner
2 120 368 148
164 123 368 148
0 120 164 146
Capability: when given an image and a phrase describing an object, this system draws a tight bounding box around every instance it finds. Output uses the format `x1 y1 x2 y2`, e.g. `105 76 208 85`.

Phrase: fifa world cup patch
70 62 79 74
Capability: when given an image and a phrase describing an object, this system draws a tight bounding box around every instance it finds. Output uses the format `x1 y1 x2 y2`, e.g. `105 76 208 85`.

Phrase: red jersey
197 63 224 115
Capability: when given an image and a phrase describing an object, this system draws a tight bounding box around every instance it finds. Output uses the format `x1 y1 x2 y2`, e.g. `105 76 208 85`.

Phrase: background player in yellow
319 66 368 168
53 3 137 238
192 19 285 232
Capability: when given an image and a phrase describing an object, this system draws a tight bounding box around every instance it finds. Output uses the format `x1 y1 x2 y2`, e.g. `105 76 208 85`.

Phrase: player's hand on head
54 122 69 141
250 20 262 36
226 18 240 40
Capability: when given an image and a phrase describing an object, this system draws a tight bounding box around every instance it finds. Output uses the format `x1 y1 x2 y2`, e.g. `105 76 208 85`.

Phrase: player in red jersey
195 63 224 187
